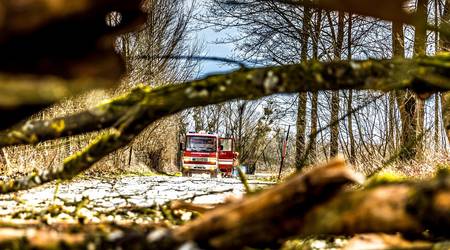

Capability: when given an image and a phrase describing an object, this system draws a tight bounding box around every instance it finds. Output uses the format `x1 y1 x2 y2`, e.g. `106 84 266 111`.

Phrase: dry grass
0 86 180 178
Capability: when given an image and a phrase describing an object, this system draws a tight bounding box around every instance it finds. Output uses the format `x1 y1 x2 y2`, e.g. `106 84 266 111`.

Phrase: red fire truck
180 131 238 177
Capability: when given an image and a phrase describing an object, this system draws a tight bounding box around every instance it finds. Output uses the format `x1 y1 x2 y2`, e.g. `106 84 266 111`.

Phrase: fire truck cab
180 131 237 178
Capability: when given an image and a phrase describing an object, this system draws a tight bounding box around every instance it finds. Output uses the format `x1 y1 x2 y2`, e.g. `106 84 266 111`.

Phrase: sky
196 26 238 77
190 0 239 78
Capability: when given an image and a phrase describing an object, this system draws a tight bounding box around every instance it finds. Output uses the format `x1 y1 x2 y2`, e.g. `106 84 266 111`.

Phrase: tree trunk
295 6 312 169
440 0 450 143
308 9 322 164
330 11 344 157
193 107 203 132
443 93 450 141
434 93 440 151
347 13 356 163
441 0 450 51
396 92 418 160
0 149 9 174
310 93 318 161
434 0 441 152
236 101 246 161
388 93 397 151
414 0 428 158
392 20 418 160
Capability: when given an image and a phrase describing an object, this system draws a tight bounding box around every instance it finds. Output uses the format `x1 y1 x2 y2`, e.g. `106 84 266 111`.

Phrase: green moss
51 120 65 134
364 171 408 188
435 164 450 177
95 85 151 114
254 175 278 183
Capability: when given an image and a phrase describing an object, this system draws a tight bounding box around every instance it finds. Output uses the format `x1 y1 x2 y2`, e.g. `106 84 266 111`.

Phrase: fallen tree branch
2 54 450 148
0 0 146 128
2 55 450 192
170 157 362 249
0 159 448 249
0 73 120 130
170 200 214 213
0 0 145 79
300 171 450 238
0 96 149 193
165 162 449 249
0 86 149 146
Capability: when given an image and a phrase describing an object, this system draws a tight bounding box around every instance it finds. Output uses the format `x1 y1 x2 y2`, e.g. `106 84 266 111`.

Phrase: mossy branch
0 74 117 130
0 159 448 249
2 55 450 192
168 160 449 249
0 101 147 193
2 54 450 147
0 86 150 147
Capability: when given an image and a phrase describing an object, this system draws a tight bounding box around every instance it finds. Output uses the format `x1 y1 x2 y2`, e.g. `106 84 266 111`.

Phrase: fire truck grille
192 158 208 162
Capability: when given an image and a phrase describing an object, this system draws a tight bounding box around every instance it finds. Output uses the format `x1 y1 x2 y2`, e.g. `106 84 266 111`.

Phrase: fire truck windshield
186 136 217 152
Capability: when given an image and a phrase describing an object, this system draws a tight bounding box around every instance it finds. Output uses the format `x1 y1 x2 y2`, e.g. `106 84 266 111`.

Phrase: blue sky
195 24 238 77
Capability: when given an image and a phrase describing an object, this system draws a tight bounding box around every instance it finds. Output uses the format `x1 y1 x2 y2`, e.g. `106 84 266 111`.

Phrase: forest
0 0 448 249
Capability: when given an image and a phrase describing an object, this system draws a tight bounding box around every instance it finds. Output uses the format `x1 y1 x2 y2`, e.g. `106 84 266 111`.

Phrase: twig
237 166 252 194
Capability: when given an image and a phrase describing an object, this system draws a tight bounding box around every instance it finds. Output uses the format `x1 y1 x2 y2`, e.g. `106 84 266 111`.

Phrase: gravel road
0 175 273 219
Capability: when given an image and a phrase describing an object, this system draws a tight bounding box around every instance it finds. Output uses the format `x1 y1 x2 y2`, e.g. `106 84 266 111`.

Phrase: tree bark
415 0 428 158
392 20 418 160
171 157 361 249
441 0 450 51
0 149 9 174
295 6 312 170
310 92 319 161
299 173 450 237
388 92 397 151
443 92 450 141
440 0 450 143
193 107 204 132
434 0 441 151
167 158 449 249
435 93 440 151
347 13 356 164
308 9 322 164
330 11 345 157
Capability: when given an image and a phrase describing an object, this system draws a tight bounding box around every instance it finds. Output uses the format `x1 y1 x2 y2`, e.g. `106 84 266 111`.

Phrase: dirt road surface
0 175 273 220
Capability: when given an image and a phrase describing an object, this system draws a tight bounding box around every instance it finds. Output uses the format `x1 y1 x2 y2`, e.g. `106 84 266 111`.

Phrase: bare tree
329 11 345 157
415 0 428 157
295 5 312 169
